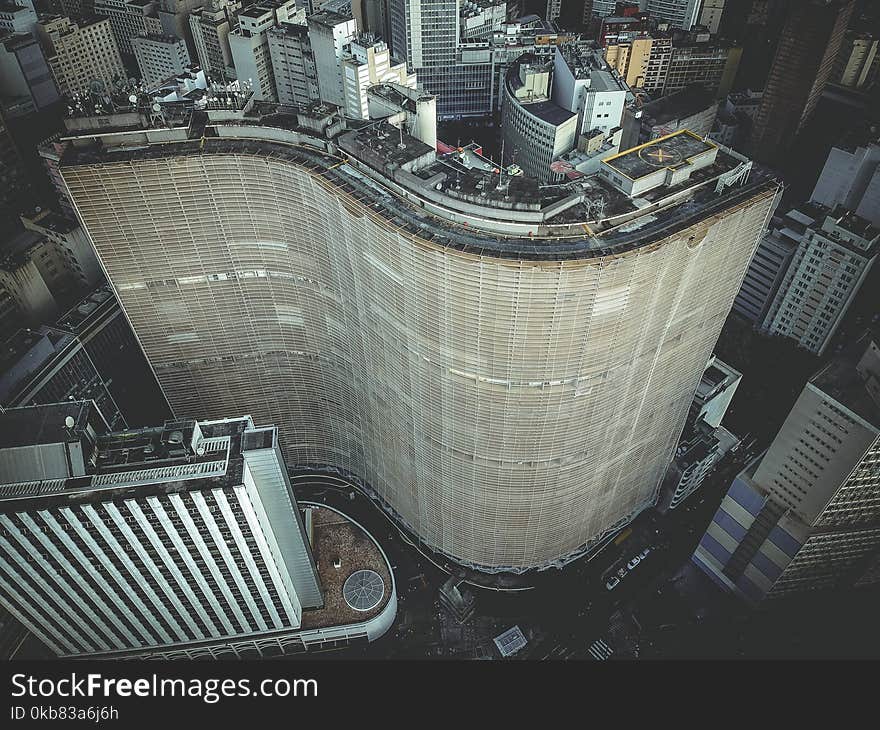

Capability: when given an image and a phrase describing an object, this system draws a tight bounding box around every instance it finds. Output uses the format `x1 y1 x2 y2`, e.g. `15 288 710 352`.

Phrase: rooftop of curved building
57 104 780 262
503 56 575 128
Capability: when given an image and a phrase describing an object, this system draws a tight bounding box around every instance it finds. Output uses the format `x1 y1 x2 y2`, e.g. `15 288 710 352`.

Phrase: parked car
605 576 620 590
639 547 652 559
627 556 641 570
617 567 627 578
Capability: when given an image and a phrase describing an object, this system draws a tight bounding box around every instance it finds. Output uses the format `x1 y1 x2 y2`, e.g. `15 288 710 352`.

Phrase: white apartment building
544 0 561 24
229 0 303 101
20 208 104 290
460 0 505 38
267 21 318 105
93 0 163 56
645 0 702 30
552 44 628 137
307 10 356 109
36 15 126 97
762 206 879 356
698 0 725 35
132 33 191 89
341 34 414 119
189 0 241 81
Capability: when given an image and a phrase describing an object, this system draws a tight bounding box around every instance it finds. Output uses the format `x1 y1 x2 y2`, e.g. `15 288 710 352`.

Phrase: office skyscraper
389 0 458 109
750 0 855 164
59 104 780 571
189 0 241 82
34 15 126 98
644 0 702 30
0 403 396 657
693 334 880 602
132 34 192 89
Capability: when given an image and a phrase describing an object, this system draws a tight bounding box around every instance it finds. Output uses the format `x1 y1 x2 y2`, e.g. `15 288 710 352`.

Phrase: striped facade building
693 335 880 602
0 402 396 658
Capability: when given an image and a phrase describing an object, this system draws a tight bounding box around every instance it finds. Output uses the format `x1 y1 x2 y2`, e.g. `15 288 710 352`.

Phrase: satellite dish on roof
152 103 162 112
64 416 76 429
129 94 138 103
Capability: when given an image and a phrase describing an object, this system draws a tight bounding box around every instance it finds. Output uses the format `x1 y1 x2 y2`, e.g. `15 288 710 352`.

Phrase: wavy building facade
58 104 781 572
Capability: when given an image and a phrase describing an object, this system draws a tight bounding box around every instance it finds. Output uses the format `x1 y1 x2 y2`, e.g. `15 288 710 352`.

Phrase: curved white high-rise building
59 107 780 571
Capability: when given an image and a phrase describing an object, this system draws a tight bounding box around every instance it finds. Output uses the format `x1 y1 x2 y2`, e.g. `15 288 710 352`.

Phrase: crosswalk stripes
588 638 614 661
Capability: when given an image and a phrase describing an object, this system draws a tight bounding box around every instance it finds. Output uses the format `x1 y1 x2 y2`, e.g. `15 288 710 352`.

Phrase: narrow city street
286 452 754 660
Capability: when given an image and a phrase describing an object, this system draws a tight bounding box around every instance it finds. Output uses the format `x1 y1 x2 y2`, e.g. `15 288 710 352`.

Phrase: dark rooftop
308 9 353 27
270 20 309 36
0 401 93 450
368 83 433 113
0 327 75 403
0 0 33 11
812 333 880 428
641 84 717 127
703 364 729 386
132 33 183 45
826 207 879 243
524 100 576 127
0 412 248 504
0 229 44 270
300 99 340 120
0 31 38 51
23 209 79 234
337 121 434 171
237 0 294 18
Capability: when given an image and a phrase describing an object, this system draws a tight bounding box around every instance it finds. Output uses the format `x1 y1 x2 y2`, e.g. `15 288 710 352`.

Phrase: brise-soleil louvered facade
0 404 397 658
58 109 781 572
